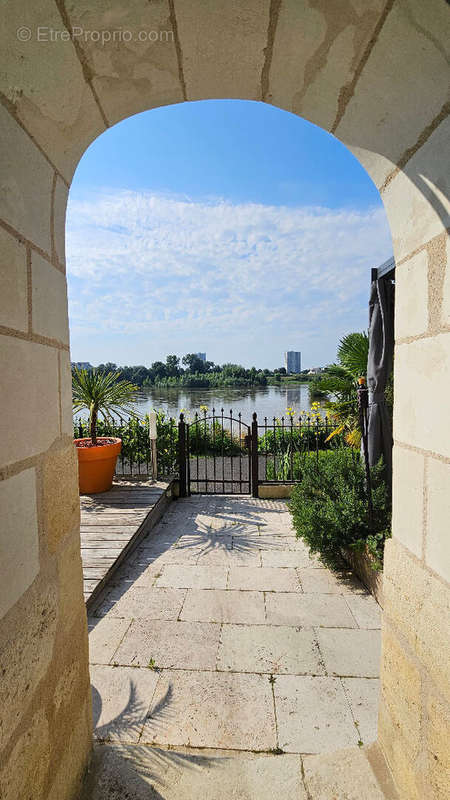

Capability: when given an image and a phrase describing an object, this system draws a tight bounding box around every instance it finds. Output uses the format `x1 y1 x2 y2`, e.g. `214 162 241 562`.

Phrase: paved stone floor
85 495 394 799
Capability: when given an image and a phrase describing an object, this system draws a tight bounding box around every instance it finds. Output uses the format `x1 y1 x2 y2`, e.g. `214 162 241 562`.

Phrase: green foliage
73 410 179 476
92 356 271 388
155 411 178 475
258 423 338 458
72 368 138 445
288 449 391 569
308 331 371 447
189 416 244 456
258 405 344 480
337 331 369 377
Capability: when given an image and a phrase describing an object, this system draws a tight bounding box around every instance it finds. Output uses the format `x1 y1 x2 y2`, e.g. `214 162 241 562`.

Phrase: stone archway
0 3 449 798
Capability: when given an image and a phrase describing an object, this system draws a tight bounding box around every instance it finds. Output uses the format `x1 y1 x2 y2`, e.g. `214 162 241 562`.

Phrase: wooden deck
80 478 173 608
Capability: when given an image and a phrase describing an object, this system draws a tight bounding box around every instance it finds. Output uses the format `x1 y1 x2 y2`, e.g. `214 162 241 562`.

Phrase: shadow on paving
88 495 291 629
85 678 228 800
81 743 226 800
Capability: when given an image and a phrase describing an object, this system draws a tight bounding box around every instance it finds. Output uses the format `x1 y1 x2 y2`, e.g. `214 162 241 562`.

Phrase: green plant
72 368 138 445
309 332 370 447
189 414 244 456
288 449 391 569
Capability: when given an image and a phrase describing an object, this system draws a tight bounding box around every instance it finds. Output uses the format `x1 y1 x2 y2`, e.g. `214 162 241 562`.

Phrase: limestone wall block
31 252 69 344
391 445 424 557
0 227 28 332
0 469 39 619
42 443 80 555
426 693 450 799
0 335 59 466
60 349 75 437
378 699 423 800
383 539 450 704
0 1 105 182
442 235 450 326
53 176 68 267
176 0 269 101
393 331 450 458
0 710 50 800
380 624 422 759
64 0 182 126
0 581 58 749
335 0 450 187
381 117 450 263
395 249 429 339
0 105 53 253
56 538 87 636
269 0 385 130
46 701 91 800
426 457 450 583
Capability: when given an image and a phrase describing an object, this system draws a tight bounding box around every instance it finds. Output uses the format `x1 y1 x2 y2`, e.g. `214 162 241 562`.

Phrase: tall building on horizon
284 351 301 374
196 352 206 362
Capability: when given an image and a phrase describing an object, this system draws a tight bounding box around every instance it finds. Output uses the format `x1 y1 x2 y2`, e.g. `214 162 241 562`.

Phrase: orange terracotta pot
74 437 122 494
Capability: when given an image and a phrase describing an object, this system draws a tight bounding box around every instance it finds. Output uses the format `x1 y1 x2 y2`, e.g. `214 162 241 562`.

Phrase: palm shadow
86 676 224 799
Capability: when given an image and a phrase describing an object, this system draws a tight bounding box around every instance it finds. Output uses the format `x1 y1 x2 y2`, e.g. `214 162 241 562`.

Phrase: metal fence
73 414 178 478
257 413 337 483
177 411 342 496
74 411 342 489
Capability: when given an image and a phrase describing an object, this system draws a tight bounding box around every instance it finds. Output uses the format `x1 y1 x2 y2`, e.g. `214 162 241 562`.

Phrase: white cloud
66 189 392 366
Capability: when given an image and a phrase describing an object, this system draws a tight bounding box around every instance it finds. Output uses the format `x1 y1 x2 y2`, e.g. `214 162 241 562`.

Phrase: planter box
258 483 295 499
342 546 384 608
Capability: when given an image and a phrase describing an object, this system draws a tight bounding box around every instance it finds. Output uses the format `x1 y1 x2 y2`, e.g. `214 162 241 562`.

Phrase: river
131 383 319 422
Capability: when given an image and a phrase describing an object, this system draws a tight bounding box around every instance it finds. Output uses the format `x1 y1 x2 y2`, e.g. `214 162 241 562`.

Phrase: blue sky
67 100 393 369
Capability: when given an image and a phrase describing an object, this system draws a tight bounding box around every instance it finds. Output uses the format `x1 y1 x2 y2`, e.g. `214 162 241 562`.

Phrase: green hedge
288 449 391 570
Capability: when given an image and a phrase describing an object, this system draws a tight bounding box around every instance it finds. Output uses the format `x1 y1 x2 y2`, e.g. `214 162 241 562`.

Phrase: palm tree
72 368 139 445
310 332 369 447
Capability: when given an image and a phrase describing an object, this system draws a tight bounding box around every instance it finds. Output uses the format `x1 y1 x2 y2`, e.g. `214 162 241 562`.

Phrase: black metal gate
178 409 257 496
178 409 337 497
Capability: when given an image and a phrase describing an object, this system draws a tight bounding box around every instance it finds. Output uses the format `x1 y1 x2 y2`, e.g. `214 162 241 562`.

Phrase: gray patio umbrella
366 275 395 484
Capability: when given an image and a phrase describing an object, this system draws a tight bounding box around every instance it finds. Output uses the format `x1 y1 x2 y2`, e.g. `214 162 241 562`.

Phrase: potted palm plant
72 368 139 494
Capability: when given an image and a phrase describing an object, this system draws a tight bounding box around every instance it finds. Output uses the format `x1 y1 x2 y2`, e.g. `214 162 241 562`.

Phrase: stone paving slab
302 745 398 800
316 628 381 677
342 678 381 744
91 664 160 743
261 549 320 568
298 567 366 595
112 563 161 588
141 670 277 751
155 564 228 590
217 624 325 675
345 594 382 629
82 745 307 800
113 620 221 670
133 546 200 566
88 617 132 664
273 675 359 753
180 589 266 624
265 592 357 628
176 532 234 551
200 548 262 566
94 587 186 620
227 566 301 592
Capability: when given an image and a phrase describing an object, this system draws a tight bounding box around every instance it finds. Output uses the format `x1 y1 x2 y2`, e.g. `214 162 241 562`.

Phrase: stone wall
0 2 449 798
0 111 92 797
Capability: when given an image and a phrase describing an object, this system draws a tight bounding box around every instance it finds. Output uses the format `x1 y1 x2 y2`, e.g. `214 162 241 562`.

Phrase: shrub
288 449 391 569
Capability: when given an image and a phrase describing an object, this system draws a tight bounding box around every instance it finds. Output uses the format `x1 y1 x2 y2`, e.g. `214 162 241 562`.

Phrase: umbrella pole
358 378 373 530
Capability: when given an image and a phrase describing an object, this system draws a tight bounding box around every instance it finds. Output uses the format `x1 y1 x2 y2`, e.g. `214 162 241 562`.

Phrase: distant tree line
84 354 313 388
